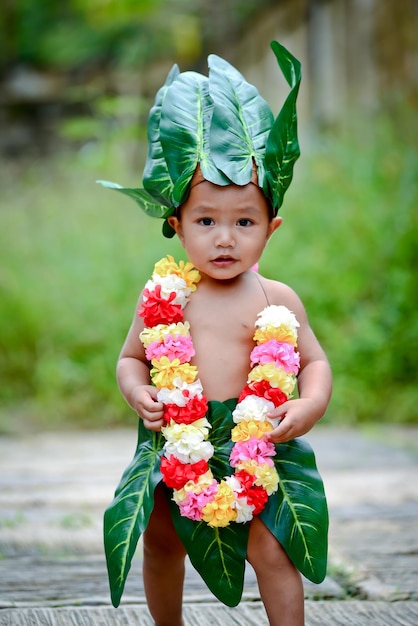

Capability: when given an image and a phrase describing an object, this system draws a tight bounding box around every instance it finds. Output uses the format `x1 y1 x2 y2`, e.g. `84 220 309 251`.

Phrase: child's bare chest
184 286 268 400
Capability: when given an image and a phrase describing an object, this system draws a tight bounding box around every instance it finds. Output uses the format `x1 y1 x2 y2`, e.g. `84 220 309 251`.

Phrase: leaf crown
98 41 301 238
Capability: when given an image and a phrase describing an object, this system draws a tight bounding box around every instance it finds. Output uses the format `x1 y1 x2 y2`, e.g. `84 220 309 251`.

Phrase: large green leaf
260 437 328 584
169 399 248 607
208 53 274 187
142 63 179 206
96 180 172 218
103 421 163 607
263 41 301 210
103 399 328 609
171 401 328 602
170 504 249 607
160 71 228 206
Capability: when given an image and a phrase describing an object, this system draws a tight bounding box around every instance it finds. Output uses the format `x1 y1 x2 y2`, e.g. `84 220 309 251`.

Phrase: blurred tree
0 0 278 72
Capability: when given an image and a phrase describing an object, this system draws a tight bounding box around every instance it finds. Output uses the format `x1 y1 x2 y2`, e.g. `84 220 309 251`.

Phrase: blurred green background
0 0 417 432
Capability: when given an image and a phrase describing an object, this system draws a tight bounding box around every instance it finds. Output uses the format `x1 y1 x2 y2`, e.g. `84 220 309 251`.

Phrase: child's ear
167 215 184 244
267 216 282 239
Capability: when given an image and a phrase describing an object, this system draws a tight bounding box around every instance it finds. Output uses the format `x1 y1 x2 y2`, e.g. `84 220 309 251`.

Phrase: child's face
168 180 281 280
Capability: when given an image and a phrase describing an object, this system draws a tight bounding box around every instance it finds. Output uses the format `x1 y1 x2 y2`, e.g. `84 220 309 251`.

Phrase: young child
101 41 332 626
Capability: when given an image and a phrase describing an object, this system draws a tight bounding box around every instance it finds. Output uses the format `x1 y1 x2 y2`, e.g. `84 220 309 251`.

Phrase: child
101 41 332 626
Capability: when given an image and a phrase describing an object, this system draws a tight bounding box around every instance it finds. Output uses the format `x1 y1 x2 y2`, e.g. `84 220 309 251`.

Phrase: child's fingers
267 418 294 443
142 415 164 431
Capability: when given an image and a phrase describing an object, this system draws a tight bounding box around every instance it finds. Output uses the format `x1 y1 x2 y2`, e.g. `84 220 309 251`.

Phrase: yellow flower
154 255 200 290
139 324 169 347
231 420 273 442
234 459 258 476
172 470 214 503
140 322 190 348
248 364 296 396
154 255 180 277
150 357 197 388
254 463 279 495
202 482 237 527
253 324 297 346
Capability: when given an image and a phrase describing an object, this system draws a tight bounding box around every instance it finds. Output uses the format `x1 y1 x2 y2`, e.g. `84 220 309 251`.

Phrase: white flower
232 395 274 423
143 279 157 300
224 475 243 493
157 379 204 406
233 497 255 523
255 305 300 333
152 274 192 305
162 418 213 463
164 439 214 464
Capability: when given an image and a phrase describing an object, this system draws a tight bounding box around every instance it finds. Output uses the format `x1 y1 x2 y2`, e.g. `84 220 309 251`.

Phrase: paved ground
0 425 417 624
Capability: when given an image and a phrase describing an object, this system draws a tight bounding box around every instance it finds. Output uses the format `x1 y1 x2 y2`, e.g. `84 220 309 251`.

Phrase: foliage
0 0 276 72
262 107 418 424
104 400 327 607
0 107 417 433
0 0 177 71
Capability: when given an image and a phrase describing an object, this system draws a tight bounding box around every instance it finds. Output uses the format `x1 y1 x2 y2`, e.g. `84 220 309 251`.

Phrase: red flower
160 455 209 490
163 396 208 424
235 469 256 492
138 284 183 327
246 485 269 515
238 380 287 407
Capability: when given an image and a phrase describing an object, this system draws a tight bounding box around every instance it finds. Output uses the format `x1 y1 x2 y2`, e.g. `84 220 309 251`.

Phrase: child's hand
265 398 322 443
131 385 164 431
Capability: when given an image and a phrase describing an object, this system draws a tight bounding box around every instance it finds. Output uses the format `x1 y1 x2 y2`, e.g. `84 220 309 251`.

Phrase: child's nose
215 226 235 247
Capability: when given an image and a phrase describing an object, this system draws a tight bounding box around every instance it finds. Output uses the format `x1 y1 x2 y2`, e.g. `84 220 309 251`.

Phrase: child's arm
116 296 165 431
265 284 332 443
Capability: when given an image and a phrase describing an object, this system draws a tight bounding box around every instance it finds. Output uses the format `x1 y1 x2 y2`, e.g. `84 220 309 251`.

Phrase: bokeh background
1 0 417 433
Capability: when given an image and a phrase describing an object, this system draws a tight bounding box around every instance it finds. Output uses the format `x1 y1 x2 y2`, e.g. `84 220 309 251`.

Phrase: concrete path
0 425 417 624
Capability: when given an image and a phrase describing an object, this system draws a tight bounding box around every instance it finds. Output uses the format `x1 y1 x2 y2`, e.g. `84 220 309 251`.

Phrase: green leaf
207 398 237 477
103 399 328 608
97 180 172 218
169 399 248 607
208 53 274 187
160 71 228 206
142 64 180 206
263 41 301 210
103 421 163 607
170 505 248 607
260 437 328 584
162 218 176 238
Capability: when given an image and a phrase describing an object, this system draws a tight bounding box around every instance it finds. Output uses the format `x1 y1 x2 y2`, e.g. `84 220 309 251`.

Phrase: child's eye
237 218 253 227
199 217 214 226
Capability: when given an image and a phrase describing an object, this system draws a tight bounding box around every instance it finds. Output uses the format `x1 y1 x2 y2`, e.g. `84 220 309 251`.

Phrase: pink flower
178 482 218 520
230 438 276 467
250 339 300 374
145 334 195 363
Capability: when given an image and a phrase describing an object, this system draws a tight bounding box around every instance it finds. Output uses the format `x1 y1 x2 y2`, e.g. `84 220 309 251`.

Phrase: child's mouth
212 256 236 267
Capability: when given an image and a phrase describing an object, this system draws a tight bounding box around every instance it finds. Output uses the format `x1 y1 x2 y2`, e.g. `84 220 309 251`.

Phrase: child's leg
142 483 187 626
247 517 304 626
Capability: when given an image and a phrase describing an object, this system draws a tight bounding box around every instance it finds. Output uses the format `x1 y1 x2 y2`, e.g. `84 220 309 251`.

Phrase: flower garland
138 255 300 528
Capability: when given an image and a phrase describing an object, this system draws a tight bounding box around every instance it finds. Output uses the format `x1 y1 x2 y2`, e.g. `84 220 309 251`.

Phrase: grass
1 108 417 432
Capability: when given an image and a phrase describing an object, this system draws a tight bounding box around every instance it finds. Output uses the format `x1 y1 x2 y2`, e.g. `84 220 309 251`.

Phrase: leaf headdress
98 41 301 237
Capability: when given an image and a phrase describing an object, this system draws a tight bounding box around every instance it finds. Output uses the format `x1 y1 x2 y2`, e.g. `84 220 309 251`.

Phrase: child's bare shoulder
258 275 307 320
